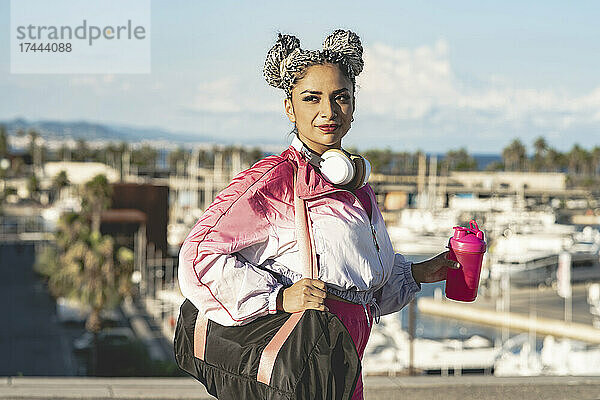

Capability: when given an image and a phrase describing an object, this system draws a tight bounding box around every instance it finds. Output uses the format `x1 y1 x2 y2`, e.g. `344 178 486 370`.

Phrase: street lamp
0 158 10 194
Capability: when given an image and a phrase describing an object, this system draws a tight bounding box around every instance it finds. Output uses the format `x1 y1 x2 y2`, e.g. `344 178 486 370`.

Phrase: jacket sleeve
177 165 285 326
373 253 422 316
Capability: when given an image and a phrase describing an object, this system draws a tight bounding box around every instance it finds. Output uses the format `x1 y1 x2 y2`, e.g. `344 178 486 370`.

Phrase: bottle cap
449 220 486 253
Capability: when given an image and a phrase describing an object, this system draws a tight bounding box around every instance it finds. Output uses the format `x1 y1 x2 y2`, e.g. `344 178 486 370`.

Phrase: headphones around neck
291 136 371 191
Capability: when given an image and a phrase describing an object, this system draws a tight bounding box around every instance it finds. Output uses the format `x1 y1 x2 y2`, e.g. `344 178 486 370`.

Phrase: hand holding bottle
411 251 460 284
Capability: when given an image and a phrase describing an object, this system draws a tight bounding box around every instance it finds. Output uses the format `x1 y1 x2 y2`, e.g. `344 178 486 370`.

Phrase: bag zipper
370 223 380 252
341 189 386 286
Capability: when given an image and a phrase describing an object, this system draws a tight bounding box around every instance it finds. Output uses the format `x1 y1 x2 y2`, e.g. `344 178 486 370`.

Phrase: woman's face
284 63 355 155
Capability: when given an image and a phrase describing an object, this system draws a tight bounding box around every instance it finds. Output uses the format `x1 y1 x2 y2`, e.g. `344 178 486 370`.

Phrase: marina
361 158 600 376
364 202 600 376
3 152 600 378
2 126 600 381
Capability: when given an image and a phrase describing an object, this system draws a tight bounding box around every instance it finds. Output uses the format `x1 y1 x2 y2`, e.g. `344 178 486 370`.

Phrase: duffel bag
174 298 360 399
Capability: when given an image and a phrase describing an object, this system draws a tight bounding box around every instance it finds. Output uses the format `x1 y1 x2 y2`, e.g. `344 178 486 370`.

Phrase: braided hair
263 29 364 98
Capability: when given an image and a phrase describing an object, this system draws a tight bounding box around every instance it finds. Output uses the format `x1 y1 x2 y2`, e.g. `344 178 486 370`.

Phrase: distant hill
0 118 219 144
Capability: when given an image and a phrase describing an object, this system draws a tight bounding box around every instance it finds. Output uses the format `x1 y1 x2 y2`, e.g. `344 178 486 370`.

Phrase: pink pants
325 298 373 400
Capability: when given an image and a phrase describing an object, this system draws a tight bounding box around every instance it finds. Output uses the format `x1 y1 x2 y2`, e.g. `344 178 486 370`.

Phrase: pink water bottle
445 220 487 302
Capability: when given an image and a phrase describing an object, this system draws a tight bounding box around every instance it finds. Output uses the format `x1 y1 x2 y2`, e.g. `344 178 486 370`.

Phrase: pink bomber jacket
178 144 422 326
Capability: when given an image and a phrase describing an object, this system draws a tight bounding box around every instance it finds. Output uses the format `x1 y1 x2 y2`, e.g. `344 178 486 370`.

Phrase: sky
1 0 599 153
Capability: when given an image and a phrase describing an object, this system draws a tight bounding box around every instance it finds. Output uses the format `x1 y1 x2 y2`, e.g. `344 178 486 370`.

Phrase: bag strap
256 161 317 385
292 163 318 278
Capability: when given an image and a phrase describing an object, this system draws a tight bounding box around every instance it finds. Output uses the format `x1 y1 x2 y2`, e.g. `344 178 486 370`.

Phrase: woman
178 29 459 399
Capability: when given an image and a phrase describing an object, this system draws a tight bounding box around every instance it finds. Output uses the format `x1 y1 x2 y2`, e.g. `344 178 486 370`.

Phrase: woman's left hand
411 251 460 284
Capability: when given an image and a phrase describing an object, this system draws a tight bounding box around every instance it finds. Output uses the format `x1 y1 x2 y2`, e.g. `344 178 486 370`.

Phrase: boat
488 225 600 287
363 314 499 375
493 333 600 376
387 196 600 287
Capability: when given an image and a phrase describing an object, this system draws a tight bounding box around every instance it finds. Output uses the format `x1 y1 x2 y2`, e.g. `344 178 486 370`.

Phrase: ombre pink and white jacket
178 144 422 326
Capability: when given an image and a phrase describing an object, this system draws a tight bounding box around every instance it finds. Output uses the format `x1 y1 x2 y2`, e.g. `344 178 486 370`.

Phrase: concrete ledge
2 376 600 400
1 378 210 400
364 375 600 400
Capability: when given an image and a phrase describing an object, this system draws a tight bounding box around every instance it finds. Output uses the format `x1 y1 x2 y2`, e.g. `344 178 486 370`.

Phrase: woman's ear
284 98 296 123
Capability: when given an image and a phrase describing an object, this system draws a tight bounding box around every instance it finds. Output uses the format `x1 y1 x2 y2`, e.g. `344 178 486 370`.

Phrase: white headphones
291 135 371 190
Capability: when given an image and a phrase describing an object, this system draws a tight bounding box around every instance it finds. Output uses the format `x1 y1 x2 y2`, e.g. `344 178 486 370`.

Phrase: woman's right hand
276 278 329 313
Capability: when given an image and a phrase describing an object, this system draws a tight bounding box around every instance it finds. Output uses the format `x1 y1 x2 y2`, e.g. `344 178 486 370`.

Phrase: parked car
73 327 135 354
57 297 121 326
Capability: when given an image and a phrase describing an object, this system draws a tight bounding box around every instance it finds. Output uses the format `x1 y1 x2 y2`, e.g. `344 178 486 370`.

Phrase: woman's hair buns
263 33 301 90
322 29 364 77
263 29 364 97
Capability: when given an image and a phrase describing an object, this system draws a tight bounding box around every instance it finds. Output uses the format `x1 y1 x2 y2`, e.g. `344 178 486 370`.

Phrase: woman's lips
316 124 339 133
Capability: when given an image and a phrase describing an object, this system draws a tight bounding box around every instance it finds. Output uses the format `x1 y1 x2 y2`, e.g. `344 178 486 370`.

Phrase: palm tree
80 174 112 234
27 174 40 200
27 129 39 160
198 148 213 168
74 139 91 162
546 148 566 173
502 139 527 171
567 144 589 176
485 161 505 171
364 148 393 174
131 144 158 172
36 212 134 373
51 170 70 201
592 146 600 176
444 148 477 171
57 143 71 161
167 147 190 173
0 125 8 158
25 129 46 174
99 141 130 180
245 147 264 167
532 136 548 172
36 174 134 374
39 215 116 327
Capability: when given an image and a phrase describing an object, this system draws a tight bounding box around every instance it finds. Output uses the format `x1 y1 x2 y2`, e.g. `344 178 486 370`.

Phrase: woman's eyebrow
332 88 350 94
299 88 350 95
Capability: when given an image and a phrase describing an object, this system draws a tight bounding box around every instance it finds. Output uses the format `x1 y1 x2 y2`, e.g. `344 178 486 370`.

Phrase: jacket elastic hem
403 261 422 293
268 284 284 314
327 286 374 305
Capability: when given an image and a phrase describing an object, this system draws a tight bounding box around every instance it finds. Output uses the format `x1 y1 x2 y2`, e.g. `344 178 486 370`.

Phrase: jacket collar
281 145 341 199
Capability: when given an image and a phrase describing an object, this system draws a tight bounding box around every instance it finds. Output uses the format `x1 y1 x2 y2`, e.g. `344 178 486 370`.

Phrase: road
0 242 80 376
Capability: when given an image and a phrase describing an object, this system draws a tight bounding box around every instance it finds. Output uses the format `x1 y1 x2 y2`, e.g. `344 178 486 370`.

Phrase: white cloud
191 77 242 112
68 74 131 92
186 39 600 130
189 77 281 113
69 76 101 87
357 39 600 132
357 39 457 119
